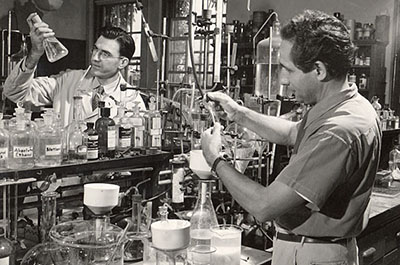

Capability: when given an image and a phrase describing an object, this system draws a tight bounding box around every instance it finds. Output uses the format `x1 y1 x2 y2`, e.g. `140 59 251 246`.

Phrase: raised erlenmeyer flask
29 13 69 63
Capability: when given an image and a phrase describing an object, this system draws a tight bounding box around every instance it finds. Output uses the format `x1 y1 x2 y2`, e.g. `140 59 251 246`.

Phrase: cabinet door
358 229 386 265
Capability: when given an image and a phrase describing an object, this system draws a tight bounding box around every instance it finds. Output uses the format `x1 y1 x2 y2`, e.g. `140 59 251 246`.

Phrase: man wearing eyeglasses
3 13 145 127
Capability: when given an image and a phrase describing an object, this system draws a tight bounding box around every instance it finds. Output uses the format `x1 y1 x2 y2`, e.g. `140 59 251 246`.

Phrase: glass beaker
210 224 243 265
49 220 125 265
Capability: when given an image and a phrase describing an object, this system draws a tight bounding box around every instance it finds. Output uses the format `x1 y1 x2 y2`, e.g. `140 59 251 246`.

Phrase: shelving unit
350 40 388 101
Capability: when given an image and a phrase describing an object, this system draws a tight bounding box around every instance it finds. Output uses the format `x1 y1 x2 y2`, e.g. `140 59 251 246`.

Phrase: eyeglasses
91 46 122 60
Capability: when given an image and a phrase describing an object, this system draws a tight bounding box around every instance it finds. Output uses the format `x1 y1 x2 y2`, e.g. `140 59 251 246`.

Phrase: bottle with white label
8 105 35 169
146 98 162 150
118 116 132 152
84 122 99 160
35 112 63 167
95 107 116 158
0 221 15 265
0 120 9 169
130 102 145 149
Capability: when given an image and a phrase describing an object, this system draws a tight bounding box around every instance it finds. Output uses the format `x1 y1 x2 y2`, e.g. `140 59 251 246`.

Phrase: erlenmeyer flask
189 180 218 247
30 13 69 63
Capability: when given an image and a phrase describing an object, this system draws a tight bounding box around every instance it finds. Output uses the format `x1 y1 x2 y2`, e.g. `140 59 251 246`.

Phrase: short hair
281 10 355 79
99 26 135 59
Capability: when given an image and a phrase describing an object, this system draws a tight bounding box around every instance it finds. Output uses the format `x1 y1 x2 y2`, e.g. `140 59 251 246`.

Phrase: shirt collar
305 83 358 129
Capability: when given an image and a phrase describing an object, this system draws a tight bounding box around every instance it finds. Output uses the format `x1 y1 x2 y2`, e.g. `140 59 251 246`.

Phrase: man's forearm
24 51 42 70
234 106 299 146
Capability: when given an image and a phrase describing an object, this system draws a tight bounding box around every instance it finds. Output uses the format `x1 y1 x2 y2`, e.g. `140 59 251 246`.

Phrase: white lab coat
3 58 146 127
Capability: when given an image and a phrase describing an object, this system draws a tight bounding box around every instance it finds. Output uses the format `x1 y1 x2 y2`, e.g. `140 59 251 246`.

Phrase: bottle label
87 135 98 160
13 146 33 158
0 148 8 160
150 128 162 135
151 135 162 147
0 257 9 265
119 127 132 148
45 144 62 156
152 117 161 129
107 126 116 150
77 145 87 155
172 168 185 203
133 127 144 147
131 118 142 126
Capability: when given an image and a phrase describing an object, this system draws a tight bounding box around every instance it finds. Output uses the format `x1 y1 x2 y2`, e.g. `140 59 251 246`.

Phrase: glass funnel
222 123 258 173
49 220 125 265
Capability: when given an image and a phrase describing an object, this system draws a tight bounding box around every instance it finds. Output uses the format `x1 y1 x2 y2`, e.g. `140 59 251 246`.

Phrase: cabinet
350 40 387 101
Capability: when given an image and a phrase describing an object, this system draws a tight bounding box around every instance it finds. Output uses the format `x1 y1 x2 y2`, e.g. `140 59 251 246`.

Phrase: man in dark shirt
201 10 381 265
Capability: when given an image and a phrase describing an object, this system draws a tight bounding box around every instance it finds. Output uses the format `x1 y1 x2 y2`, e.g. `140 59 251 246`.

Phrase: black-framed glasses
91 46 122 60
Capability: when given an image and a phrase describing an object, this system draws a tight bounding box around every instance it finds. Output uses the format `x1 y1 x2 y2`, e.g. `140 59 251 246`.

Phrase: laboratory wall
0 0 86 40
227 0 396 104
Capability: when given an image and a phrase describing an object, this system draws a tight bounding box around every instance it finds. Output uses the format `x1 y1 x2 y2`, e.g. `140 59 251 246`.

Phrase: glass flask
66 96 88 163
30 13 69 63
254 20 281 98
0 119 9 169
189 180 218 247
8 104 35 169
124 194 152 262
130 102 145 149
389 141 400 181
35 113 63 167
0 221 15 265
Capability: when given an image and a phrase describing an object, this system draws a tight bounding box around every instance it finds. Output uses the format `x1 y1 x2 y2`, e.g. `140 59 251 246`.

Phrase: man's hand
26 13 55 60
201 122 222 166
206 92 243 122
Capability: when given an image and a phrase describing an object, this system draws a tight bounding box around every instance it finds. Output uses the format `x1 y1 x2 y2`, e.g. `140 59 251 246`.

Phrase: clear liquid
190 229 212 246
35 131 62 167
8 128 34 169
254 63 280 98
0 129 9 169
43 38 69 63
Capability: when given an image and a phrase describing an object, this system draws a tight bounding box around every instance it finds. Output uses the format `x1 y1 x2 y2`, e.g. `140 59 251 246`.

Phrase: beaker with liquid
49 220 125 265
29 13 69 63
210 224 243 265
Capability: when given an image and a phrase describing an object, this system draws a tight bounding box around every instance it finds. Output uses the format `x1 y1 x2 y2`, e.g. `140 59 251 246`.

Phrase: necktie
91 85 104 111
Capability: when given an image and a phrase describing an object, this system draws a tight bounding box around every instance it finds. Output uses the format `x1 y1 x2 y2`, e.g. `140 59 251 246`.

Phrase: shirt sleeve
276 131 354 210
3 57 56 106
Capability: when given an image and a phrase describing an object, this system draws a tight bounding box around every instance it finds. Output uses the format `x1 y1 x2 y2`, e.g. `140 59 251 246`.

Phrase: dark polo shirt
276 84 382 238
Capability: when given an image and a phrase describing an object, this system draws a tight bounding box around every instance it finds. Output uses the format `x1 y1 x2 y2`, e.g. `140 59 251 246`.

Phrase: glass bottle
172 158 186 211
95 107 116 158
84 122 99 161
146 98 162 150
0 120 9 169
255 20 281 98
66 96 88 163
35 113 63 167
0 221 15 265
113 106 126 152
8 105 35 169
130 102 145 149
189 180 218 247
118 116 132 152
29 13 69 63
389 141 400 182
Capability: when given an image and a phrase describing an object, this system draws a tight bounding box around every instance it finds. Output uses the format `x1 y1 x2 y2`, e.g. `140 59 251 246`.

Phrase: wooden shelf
0 151 172 181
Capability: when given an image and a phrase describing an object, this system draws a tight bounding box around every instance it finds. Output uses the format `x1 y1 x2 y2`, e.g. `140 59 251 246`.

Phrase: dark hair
281 10 355 79
99 26 135 59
